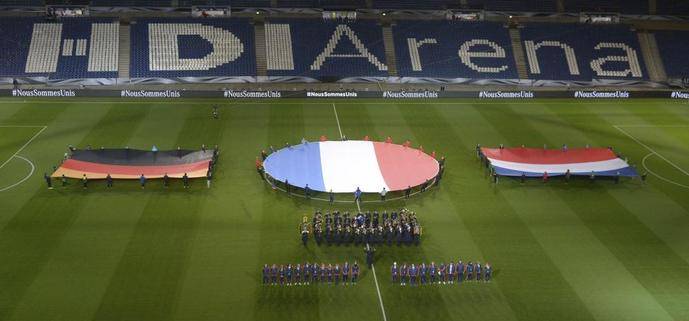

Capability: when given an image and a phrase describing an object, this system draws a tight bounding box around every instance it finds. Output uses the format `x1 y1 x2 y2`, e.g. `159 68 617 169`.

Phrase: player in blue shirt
429 262 437 284
295 263 302 285
351 262 359 284
343 262 350 284
475 262 482 282
320 263 326 283
334 264 341 285
304 263 311 284
271 264 278 285
409 264 418 286
390 262 399 283
420 263 428 285
400 263 408 286
286 264 293 286
484 263 492 282
466 262 474 281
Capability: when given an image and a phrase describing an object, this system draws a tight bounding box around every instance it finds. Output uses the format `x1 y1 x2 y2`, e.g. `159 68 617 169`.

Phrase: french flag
264 140 439 193
481 147 638 177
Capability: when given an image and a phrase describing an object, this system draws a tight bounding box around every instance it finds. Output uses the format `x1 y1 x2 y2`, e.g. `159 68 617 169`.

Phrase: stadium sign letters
670 91 689 99
306 91 358 98
573 90 630 98
223 90 281 98
478 91 535 99
120 90 182 98
12 89 76 97
382 91 439 99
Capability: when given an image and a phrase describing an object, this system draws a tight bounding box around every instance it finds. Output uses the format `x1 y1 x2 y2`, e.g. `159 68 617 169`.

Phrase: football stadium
1 1 689 321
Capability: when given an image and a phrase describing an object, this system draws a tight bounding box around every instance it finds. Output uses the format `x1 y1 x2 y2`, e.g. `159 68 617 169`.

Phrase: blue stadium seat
520 23 647 81
654 31 689 79
91 0 174 6
275 0 317 7
0 0 43 5
479 0 556 12
393 20 518 79
265 19 388 79
655 0 689 16
130 18 256 77
0 17 119 79
372 0 459 9
563 0 648 14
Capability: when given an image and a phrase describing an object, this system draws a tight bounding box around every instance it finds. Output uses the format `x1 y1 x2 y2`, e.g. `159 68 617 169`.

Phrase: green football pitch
0 98 688 321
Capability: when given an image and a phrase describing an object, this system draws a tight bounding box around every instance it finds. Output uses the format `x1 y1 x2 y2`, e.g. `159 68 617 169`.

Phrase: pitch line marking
366 242 388 321
613 125 689 178
0 125 47 128
641 153 689 189
332 103 344 139
613 125 689 128
0 155 36 192
0 125 47 171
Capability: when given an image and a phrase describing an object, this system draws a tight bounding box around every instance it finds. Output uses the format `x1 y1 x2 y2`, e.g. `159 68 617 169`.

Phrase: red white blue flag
481 147 638 177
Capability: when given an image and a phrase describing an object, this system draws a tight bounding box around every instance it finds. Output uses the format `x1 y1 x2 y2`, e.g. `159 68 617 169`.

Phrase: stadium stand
129 18 256 77
275 0 316 8
392 20 519 79
265 19 388 79
372 0 459 10
656 0 689 16
275 0 365 9
0 17 119 79
466 0 557 12
653 31 689 79
563 0 648 14
519 23 647 81
92 0 269 7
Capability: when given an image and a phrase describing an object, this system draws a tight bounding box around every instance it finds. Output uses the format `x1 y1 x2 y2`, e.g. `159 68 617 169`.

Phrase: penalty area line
0 125 47 171
613 125 689 178
0 155 35 192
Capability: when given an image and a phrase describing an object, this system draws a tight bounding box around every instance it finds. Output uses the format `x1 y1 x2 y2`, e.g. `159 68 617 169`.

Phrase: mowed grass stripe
0 102 134 321
5 104 165 321
540 102 689 321
255 102 320 321
357 102 456 321
91 105 212 321
576 102 689 214
483 102 675 321
380 102 518 321
546 101 689 263
173 104 269 321
437 103 597 321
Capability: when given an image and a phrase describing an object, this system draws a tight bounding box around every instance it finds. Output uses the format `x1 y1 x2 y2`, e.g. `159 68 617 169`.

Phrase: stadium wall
1 88 688 99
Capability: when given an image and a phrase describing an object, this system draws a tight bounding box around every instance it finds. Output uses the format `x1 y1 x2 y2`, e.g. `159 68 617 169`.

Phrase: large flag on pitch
481 147 638 177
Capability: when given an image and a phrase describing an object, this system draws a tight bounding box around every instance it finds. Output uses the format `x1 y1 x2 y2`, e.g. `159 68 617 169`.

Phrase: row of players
392 261 492 285
300 209 422 246
262 262 361 285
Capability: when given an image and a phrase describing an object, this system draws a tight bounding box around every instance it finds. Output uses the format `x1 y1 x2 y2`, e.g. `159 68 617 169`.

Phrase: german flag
52 149 213 179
